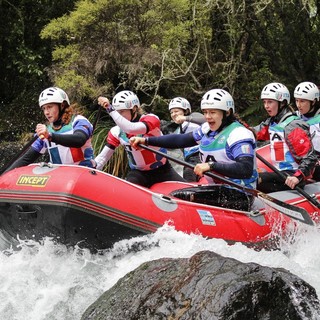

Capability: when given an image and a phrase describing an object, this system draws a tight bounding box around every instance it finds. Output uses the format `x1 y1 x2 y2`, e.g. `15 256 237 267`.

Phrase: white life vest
268 115 299 171
174 121 200 159
304 111 320 153
44 115 94 165
196 122 257 188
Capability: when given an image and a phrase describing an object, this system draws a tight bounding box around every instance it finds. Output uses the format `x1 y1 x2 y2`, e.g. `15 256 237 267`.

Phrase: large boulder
82 250 320 320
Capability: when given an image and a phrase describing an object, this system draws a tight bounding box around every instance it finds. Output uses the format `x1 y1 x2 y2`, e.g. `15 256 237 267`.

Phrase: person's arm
174 112 205 126
94 127 120 170
209 156 254 179
94 145 115 170
98 96 159 134
36 116 92 148
184 112 206 125
109 111 148 134
147 132 196 148
49 130 88 148
130 132 196 150
5 147 41 172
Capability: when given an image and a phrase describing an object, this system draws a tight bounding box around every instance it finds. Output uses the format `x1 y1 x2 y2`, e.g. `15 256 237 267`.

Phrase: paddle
91 103 103 132
0 135 38 175
139 144 314 226
256 152 320 209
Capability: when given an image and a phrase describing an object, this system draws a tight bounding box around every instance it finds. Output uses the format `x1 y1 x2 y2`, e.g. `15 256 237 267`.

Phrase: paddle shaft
256 152 320 209
92 104 102 132
0 135 38 175
140 144 259 195
138 144 314 225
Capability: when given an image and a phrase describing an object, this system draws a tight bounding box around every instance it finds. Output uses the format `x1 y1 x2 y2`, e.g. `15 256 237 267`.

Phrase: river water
0 220 319 320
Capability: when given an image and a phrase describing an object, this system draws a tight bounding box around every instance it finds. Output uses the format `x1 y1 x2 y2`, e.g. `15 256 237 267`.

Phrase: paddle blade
258 192 314 226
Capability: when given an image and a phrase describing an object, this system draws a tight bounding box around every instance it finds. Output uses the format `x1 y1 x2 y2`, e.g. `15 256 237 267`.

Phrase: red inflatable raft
0 146 319 251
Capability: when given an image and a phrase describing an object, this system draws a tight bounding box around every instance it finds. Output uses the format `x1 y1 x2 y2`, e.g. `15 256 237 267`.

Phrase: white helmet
260 82 290 103
294 81 319 101
112 90 140 110
39 87 70 108
168 97 191 113
200 89 235 112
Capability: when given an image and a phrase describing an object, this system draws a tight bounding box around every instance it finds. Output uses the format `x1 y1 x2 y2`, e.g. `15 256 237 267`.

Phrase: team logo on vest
17 175 50 187
271 132 283 141
218 136 226 144
241 144 251 153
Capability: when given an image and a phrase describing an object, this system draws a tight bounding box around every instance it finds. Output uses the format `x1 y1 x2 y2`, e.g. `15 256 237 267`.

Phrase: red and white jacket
95 113 167 171
255 110 317 180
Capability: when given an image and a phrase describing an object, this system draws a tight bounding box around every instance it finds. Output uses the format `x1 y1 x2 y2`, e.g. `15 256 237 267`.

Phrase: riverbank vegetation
1 0 319 176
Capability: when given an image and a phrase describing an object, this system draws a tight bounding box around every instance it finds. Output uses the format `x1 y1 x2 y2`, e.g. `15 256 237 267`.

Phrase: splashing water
0 222 319 320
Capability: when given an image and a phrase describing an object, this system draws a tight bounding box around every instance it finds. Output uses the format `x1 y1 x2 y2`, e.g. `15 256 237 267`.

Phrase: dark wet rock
81 250 320 320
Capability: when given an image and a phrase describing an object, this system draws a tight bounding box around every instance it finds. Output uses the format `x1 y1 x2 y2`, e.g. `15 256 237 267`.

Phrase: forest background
1 0 320 175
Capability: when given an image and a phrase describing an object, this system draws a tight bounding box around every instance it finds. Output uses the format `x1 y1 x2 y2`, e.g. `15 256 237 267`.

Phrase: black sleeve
5 147 41 172
185 112 206 125
51 130 88 148
148 132 196 148
211 156 254 179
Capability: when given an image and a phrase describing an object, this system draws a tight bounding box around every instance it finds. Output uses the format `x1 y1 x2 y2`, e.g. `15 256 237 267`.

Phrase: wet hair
127 104 146 123
51 102 80 130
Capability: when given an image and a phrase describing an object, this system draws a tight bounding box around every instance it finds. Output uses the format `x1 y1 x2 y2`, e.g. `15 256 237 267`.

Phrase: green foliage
54 69 96 99
3 0 320 154
90 113 128 177
0 0 77 137
13 47 43 76
43 0 320 121
52 45 80 67
40 0 214 109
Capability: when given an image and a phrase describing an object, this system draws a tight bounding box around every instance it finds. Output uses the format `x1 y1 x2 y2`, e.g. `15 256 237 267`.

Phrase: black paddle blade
258 192 314 226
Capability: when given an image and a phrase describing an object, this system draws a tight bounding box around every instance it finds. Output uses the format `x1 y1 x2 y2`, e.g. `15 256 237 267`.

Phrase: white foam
0 222 319 319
